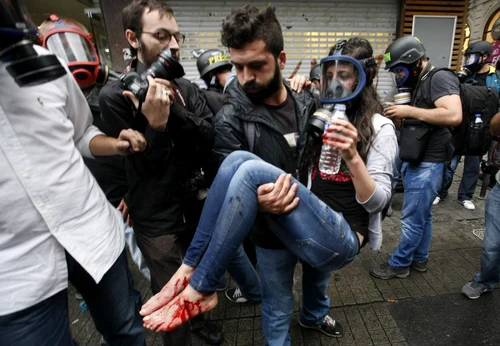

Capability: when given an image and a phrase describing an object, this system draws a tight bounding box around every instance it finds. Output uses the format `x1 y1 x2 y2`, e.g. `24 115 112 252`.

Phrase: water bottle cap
475 114 481 117
334 104 346 111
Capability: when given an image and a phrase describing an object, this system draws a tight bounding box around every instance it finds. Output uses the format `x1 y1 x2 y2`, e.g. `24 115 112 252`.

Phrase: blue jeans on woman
389 161 445 268
183 151 359 295
473 183 500 288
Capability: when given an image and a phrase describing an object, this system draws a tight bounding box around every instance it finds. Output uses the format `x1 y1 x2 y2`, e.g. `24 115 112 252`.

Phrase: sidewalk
68 160 496 345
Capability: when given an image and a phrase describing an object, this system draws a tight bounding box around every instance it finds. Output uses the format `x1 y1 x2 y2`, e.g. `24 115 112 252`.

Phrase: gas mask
462 53 484 74
42 16 109 88
319 55 366 105
306 54 367 139
389 62 422 88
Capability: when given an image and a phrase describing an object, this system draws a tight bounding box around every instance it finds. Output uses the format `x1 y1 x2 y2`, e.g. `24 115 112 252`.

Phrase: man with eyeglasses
98 1 222 345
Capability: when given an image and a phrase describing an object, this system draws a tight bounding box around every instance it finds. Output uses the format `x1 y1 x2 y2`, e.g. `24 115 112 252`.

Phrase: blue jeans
474 183 500 288
389 162 445 268
184 151 359 294
439 155 480 201
225 245 261 302
257 247 330 346
0 250 144 346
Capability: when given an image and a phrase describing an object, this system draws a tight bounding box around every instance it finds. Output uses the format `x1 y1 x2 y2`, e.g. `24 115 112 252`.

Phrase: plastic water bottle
468 113 484 150
319 104 348 175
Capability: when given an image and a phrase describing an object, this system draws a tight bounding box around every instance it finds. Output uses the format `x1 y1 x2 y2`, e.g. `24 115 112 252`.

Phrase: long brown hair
299 37 382 177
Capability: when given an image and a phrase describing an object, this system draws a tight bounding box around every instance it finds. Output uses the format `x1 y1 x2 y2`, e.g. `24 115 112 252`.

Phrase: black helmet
309 65 321 81
196 49 232 79
383 36 426 70
465 41 493 56
0 0 37 48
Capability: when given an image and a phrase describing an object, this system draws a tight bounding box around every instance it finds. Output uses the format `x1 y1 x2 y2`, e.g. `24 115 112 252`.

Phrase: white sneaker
433 196 441 205
461 200 475 210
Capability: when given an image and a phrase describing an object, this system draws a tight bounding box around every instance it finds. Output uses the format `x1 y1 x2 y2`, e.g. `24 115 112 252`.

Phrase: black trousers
135 228 207 346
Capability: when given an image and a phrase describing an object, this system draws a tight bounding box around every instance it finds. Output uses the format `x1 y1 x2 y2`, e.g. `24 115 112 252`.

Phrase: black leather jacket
212 78 317 248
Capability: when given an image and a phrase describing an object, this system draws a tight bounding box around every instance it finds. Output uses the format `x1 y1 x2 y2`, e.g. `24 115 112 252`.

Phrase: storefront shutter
169 0 399 100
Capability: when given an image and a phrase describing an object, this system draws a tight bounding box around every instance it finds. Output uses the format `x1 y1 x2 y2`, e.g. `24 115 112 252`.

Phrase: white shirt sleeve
63 71 104 159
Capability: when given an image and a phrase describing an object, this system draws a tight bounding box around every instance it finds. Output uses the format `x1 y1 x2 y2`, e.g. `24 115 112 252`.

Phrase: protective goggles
319 55 366 104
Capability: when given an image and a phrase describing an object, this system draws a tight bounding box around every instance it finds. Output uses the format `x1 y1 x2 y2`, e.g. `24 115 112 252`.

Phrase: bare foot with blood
140 264 194 317
142 284 218 332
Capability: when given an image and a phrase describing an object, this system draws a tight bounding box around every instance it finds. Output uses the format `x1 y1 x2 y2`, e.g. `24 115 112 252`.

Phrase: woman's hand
322 119 359 162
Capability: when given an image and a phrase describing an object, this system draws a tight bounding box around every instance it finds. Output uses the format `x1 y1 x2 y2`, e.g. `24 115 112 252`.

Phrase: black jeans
0 250 145 346
135 229 206 346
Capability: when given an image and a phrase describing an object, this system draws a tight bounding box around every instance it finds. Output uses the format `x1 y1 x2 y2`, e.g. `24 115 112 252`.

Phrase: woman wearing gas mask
139 38 398 333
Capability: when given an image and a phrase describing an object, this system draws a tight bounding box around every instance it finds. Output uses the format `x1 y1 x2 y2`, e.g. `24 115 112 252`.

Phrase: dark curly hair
221 5 283 58
299 37 382 177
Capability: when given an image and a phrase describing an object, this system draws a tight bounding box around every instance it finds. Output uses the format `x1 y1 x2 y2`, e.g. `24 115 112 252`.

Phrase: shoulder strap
413 67 455 106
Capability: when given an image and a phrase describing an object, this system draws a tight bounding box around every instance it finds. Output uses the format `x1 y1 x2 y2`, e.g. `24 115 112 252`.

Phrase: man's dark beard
242 62 282 103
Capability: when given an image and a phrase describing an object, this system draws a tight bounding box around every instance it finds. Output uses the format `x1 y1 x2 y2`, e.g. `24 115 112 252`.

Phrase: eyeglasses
141 30 185 44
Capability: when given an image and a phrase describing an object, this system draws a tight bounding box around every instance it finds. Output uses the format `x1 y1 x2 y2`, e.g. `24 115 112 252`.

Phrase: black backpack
419 68 499 156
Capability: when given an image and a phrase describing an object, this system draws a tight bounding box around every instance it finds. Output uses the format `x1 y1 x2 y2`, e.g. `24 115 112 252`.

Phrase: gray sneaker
370 263 409 280
462 281 493 299
411 260 428 272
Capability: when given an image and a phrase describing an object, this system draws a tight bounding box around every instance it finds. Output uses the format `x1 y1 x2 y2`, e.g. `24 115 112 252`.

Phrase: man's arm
89 130 146 156
389 94 462 126
63 72 146 157
169 79 213 141
212 105 247 158
384 71 462 127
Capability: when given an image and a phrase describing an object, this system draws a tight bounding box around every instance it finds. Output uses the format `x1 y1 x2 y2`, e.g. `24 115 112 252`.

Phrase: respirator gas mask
42 15 109 88
456 53 485 82
305 53 367 139
389 61 422 89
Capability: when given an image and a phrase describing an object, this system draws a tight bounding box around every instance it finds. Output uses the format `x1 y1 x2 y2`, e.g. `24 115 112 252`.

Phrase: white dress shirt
0 46 125 316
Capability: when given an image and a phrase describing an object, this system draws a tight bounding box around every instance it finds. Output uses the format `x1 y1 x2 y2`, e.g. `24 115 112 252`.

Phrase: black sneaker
370 263 409 280
225 287 249 303
299 315 343 338
411 260 428 272
192 322 224 345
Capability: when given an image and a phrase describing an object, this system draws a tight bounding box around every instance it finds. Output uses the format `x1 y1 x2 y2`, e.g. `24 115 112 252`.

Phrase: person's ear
278 51 286 70
125 29 140 51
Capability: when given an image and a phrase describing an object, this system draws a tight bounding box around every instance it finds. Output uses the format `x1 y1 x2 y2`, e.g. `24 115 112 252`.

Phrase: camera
456 68 472 83
120 48 185 102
